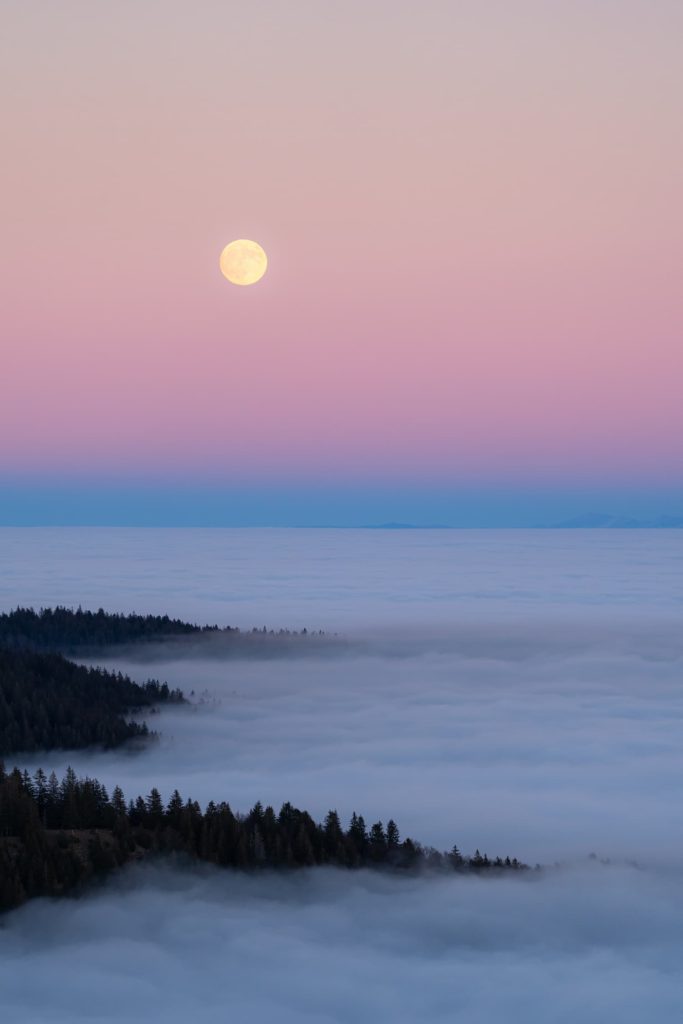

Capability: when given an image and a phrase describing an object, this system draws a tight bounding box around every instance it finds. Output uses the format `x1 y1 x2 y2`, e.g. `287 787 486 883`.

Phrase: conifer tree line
0 607 324 758
0 606 213 651
0 606 316 653
0 648 184 755
0 605 531 914
0 763 528 912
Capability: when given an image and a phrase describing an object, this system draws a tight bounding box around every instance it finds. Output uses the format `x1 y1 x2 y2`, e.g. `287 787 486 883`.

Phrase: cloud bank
2 862 683 1023
16 613 683 864
3 527 683 1020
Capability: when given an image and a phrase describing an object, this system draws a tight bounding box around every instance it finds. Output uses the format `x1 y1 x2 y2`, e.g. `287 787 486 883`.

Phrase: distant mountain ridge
361 522 452 530
353 517 683 529
546 513 683 529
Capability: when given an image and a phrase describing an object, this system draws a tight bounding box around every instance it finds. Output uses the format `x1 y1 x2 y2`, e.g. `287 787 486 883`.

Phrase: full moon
219 239 268 286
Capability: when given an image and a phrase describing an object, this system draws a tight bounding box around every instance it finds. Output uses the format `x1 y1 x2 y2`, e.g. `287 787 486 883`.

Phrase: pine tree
111 786 126 816
386 819 400 847
166 789 184 829
145 788 164 825
369 821 387 861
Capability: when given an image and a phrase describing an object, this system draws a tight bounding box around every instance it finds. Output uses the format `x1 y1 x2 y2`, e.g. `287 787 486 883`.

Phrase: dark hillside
0 648 183 755
0 764 529 912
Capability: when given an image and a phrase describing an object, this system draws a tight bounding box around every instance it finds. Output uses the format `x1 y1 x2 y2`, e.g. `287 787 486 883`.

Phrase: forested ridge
0 605 532 915
0 764 529 912
0 606 324 757
0 606 214 652
0 607 323 659
0 648 184 756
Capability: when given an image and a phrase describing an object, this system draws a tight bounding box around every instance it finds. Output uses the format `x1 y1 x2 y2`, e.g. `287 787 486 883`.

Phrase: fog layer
16 614 683 863
3 528 683 1020
2 863 683 1023
1 527 680 631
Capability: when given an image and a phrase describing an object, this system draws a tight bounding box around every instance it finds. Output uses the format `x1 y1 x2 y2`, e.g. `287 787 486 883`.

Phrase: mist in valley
2 861 683 1023
3 528 683 1019
16 616 683 863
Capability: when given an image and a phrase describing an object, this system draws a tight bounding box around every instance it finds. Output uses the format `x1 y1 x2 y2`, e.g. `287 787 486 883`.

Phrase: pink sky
2 1 682 488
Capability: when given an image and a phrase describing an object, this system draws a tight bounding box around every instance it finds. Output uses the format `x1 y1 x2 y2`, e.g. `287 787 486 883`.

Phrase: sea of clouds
1 527 683 1019
14 616 683 863
2 862 683 1022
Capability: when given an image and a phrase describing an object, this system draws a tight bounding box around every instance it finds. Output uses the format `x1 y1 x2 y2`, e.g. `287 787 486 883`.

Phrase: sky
2 1 682 525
